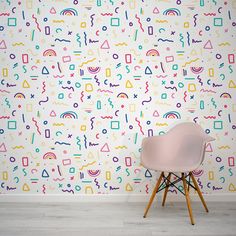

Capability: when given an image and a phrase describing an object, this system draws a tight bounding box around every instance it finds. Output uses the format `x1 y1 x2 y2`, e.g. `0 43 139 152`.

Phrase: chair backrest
167 122 215 143
140 122 215 171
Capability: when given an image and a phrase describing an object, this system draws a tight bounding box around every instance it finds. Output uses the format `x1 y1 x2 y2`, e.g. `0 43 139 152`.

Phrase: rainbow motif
87 170 101 177
163 111 181 119
14 93 25 98
191 67 204 74
117 92 129 98
146 49 160 56
87 67 101 74
60 111 78 119
220 92 232 98
60 8 78 16
43 152 57 160
163 8 181 16
43 49 57 56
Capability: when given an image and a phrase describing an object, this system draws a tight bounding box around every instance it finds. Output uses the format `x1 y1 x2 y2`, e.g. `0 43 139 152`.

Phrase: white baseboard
0 194 235 202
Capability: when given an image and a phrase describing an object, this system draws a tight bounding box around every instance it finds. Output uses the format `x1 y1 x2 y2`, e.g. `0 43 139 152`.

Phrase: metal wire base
156 172 197 196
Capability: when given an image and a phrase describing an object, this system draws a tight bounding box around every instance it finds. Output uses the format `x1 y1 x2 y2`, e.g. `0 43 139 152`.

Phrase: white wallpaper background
0 0 236 195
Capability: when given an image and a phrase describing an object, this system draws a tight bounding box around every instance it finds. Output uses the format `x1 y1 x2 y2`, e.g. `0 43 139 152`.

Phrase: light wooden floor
0 202 235 236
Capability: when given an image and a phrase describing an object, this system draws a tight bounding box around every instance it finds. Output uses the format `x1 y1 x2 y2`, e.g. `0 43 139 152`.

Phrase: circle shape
205 129 210 134
129 22 133 26
102 129 107 134
75 82 81 88
172 64 178 70
129 125 133 129
10 156 16 162
43 18 48 22
178 82 184 88
10 54 16 59
102 26 107 31
113 156 119 162
0 26 4 31
146 17 151 22
43 121 48 125
36 148 40 152
0 129 4 134
35 45 40 49
73 103 78 108
138 45 142 50
176 103 181 108
75 185 81 191
216 156 222 162
146 121 151 125
205 26 210 31
113 54 119 59
216 54 222 59
26 125 30 129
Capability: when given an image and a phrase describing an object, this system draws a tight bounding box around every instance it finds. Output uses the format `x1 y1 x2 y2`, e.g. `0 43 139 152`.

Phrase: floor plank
0 202 235 236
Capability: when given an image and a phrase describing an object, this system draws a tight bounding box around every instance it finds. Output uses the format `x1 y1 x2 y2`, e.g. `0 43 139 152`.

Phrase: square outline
8 120 17 130
111 121 120 130
214 18 223 26
110 18 120 26
214 120 223 130
7 18 17 26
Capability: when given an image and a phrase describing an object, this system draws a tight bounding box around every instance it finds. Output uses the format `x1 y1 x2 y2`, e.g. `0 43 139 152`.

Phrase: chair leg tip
143 215 146 218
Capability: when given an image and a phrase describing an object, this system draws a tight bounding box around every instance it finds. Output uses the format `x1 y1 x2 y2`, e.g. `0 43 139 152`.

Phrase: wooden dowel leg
162 173 172 207
190 172 209 213
143 172 164 218
182 173 195 225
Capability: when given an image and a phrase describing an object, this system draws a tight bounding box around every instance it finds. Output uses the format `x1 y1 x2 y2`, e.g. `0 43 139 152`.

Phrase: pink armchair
141 122 215 225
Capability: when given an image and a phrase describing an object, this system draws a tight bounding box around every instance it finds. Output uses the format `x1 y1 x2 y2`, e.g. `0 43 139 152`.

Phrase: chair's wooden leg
182 173 195 225
143 172 164 218
190 172 209 213
162 173 172 207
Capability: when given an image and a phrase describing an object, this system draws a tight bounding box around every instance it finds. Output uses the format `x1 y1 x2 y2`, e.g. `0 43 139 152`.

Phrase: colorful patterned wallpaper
0 0 236 195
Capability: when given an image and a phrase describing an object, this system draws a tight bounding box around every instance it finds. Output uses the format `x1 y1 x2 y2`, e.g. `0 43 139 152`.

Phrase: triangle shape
125 183 133 191
50 110 56 117
125 80 133 88
190 49 197 56
87 151 94 159
0 40 7 49
229 80 236 88
87 49 94 55
145 169 152 178
153 7 160 14
100 40 110 49
42 169 49 177
205 143 213 152
153 110 159 117
100 143 110 152
42 66 49 74
229 183 236 192
50 7 56 14
22 183 30 191
145 66 152 74
204 40 213 49
22 80 30 88
0 143 7 152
